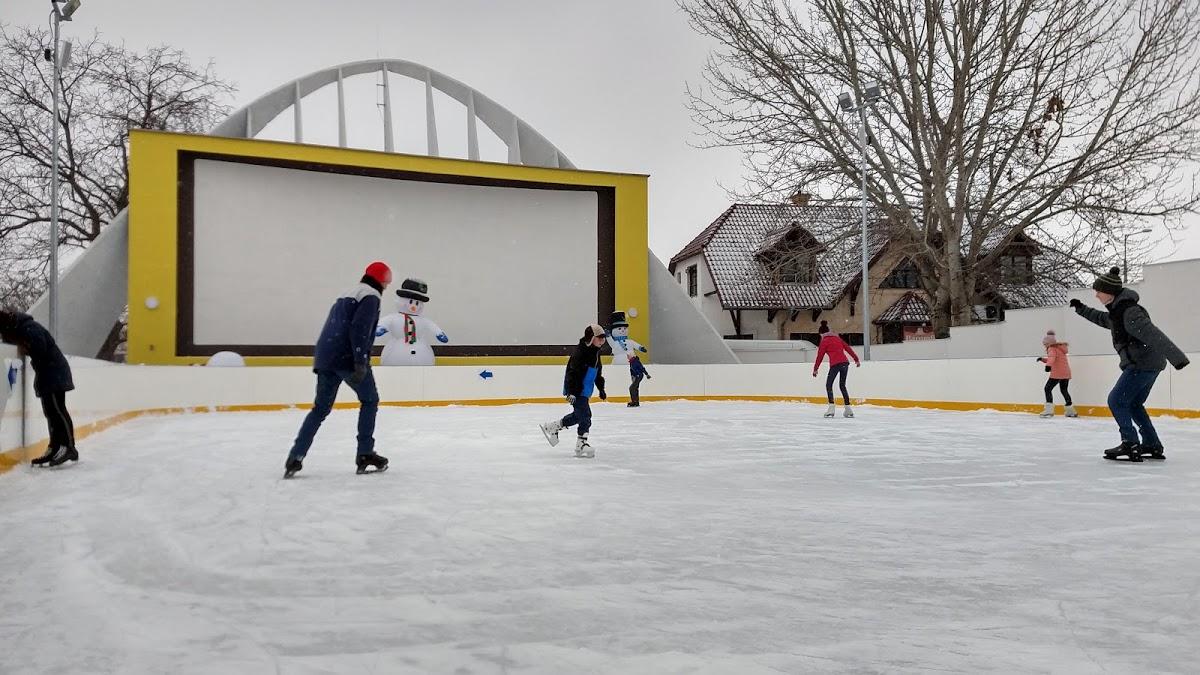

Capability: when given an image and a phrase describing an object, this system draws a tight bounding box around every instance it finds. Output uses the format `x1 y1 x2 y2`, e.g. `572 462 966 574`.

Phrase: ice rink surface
2 400 1199 674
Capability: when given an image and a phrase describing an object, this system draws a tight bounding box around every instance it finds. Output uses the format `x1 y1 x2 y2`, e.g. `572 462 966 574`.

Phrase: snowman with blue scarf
606 311 650 407
377 278 449 366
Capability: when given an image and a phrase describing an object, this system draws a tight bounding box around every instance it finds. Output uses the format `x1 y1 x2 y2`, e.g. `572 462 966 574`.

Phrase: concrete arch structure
31 60 734 364
211 59 575 169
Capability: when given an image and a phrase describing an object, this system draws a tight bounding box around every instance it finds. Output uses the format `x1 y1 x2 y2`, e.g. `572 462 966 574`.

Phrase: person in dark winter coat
0 310 78 466
284 262 393 478
812 321 861 418
1070 267 1190 461
540 323 608 458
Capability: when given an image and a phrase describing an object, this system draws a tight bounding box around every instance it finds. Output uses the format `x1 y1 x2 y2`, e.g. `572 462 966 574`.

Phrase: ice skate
843 406 854 418
574 434 593 459
45 446 78 467
30 445 58 467
283 457 303 479
1064 405 1078 418
823 403 836 418
356 453 389 474
626 401 640 408
1039 403 1054 418
1139 443 1166 460
1103 442 1143 462
540 419 563 447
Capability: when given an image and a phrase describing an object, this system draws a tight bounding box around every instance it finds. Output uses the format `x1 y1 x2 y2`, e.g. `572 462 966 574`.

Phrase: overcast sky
5 0 1198 266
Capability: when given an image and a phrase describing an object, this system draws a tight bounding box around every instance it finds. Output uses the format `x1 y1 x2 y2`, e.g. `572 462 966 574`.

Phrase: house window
676 271 681 283
1000 254 1034 284
882 259 921 289
775 254 816 284
686 265 698 297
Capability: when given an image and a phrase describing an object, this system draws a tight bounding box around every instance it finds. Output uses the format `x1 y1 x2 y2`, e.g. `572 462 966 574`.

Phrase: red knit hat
364 261 392 286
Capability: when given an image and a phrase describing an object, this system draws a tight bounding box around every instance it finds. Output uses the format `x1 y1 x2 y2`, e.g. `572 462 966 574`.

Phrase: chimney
790 192 811 207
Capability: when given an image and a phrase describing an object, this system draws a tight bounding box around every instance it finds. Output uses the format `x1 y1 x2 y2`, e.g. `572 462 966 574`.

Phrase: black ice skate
356 453 389 475
45 446 78 467
283 457 303 479
30 445 58 467
1137 443 1166 460
1103 442 1143 462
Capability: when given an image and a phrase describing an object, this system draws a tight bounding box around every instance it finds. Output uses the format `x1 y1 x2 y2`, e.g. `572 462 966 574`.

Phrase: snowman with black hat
606 311 650 407
377 278 449 366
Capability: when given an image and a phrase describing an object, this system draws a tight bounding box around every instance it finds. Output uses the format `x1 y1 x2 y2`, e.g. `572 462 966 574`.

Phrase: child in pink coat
1037 330 1076 417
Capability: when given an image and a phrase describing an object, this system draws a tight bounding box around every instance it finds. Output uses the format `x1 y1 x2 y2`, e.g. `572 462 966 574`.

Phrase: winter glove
598 386 607 401
638 346 648 353
349 362 369 386
1045 366 1052 373
1177 358 1190 371
1036 357 1045 363
812 370 818 378
566 394 576 404
1069 298 1083 309
436 332 449 344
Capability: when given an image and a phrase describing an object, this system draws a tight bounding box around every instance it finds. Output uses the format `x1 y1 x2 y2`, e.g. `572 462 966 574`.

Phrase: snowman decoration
376 278 449 366
605 311 650 407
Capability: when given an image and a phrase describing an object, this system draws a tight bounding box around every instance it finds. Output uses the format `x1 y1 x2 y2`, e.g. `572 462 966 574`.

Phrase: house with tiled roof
668 202 1075 345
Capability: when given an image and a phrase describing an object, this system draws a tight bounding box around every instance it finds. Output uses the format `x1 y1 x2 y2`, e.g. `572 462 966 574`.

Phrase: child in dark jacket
1070 267 1189 461
541 324 608 458
0 309 78 466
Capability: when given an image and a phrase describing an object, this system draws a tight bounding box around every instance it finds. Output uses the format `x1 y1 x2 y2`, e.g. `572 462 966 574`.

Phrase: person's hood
1108 287 1140 307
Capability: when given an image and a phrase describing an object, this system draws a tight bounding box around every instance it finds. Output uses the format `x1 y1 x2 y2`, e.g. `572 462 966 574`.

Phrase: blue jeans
1107 369 1161 446
288 368 379 460
561 397 592 436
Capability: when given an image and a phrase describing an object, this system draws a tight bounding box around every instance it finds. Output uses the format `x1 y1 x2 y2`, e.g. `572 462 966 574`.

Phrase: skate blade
541 427 559 447
356 465 389 475
1104 455 1144 463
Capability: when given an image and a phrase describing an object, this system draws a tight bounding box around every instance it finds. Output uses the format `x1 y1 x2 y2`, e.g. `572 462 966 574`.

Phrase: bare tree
681 0 1200 335
0 24 235 309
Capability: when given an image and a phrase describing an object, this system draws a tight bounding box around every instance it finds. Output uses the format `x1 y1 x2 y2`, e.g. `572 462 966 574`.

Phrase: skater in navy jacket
284 262 393 478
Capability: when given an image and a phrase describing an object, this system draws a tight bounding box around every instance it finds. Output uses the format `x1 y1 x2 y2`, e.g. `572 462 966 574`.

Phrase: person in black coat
1070 267 1190 461
0 309 78 466
540 323 607 458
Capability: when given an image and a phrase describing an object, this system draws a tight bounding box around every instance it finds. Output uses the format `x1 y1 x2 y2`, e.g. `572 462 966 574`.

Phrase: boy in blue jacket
0 310 78 467
284 262 392 478
540 323 607 458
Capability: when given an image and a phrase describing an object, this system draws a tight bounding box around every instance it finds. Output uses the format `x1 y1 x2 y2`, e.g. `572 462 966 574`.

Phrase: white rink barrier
2 353 1197 469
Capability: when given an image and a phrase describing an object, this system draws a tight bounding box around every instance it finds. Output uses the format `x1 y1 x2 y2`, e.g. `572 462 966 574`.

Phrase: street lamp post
837 81 883 360
1122 228 1153 282
47 0 81 339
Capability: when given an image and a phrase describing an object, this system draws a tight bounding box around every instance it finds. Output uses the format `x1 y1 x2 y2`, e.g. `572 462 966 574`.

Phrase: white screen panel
190 159 599 349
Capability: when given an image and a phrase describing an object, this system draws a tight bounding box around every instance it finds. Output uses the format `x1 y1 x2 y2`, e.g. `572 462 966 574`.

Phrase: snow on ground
2 401 1199 674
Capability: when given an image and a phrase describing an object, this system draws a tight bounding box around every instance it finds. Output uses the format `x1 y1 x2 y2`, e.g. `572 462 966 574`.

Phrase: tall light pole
47 0 81 339
1122 228 1153 282
838 81 883 360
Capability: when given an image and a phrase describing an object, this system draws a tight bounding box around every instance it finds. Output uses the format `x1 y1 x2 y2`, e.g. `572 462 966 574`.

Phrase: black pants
1044 378 1072 405
826 362 851 405
629 371 644 405
40 391 76 450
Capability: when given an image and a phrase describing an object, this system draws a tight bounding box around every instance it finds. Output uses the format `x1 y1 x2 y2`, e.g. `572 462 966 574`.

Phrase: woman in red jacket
812 321 861 418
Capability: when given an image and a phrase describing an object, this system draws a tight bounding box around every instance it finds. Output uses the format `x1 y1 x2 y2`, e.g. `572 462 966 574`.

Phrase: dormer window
882 259 921 289
756 223 823 285
1000 254 1034 285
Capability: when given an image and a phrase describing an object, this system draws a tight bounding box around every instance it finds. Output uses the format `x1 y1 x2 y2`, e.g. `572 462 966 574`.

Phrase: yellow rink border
1 396 1197 476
